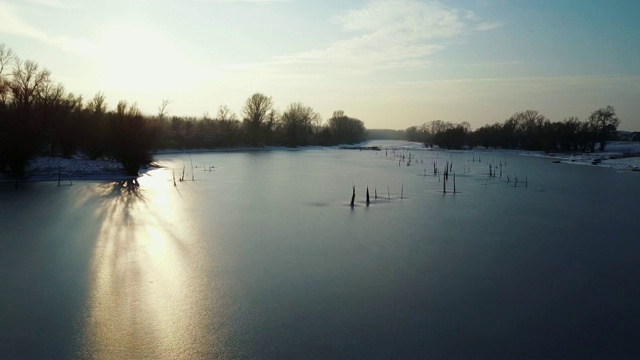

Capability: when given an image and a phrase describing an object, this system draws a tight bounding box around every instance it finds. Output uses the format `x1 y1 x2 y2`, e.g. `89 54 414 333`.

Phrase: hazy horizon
1 0 639 130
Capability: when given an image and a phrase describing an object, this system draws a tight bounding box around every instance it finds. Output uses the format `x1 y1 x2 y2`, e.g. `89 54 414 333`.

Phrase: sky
1 0 639 130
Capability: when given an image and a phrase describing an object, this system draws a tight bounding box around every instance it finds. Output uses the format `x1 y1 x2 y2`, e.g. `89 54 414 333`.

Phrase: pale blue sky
1 0 639 130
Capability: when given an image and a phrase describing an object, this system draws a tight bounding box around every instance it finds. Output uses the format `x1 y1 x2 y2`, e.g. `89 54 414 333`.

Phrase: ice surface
1 140 639 359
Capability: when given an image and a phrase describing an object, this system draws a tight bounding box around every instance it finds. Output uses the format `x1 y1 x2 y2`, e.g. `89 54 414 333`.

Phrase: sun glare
99 25 183 92
79 168 219 358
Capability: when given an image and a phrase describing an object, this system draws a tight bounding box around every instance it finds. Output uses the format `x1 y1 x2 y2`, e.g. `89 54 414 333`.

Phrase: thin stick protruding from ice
350 185 355 207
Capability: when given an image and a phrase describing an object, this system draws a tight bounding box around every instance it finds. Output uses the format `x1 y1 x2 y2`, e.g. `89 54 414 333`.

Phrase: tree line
405 108 621 152
0 44 366 177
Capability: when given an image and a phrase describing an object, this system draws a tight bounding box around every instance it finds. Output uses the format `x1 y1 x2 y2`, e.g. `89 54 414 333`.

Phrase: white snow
1 146 329 182
520 141 640 172
0 155 143 182
372 140 640 172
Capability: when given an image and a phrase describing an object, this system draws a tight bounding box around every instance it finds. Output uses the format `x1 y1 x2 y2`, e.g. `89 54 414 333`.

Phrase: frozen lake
1 141 639 359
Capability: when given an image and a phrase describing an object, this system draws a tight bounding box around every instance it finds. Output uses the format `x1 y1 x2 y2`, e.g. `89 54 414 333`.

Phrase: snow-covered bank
3 141 638 183
154 145 332 155
0 156 147 183
1 145 332 183
519 141 640 172
369 140 640 172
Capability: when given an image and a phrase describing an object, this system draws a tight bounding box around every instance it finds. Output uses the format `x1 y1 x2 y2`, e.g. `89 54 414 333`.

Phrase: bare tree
87 92 107 114
9 59 51 109
116 100 128 116
114 100 142 118
242 93 273 127
110 100 154 175
332 110 345 119
1 56 51 176
0 44 17 104
505 110 549 149
37 83 85 156
557 116 581 151
426 120 452 135
158 98 173 119
328 110 366 144
39 81 66 108
216 105 237 122
588 105 620 151
309 112 322 136
242 92 273 145
517 110 548 133
81 92 108 159
127 102 142 118
281 102 319 146
0 44 16 75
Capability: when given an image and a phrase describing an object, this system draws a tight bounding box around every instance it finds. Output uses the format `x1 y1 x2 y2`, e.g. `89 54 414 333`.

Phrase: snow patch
536 141 640 172
1 156 150 182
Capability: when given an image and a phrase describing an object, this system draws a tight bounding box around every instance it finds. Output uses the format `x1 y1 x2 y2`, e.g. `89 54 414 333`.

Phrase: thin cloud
0 1 98 58
270 0 501 73
397 75 640 98
476 21 504 31
192 0 289 3
336 0 466 38
25 0 84 9
0 1 47 39
462 60 521 68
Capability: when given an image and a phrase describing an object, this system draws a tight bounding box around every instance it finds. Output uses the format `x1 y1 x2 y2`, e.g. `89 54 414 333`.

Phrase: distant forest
0 43 629 178
0 44 366 176
402 108 623 152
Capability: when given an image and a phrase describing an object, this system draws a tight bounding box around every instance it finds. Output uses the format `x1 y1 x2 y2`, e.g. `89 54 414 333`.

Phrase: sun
99 25 183 92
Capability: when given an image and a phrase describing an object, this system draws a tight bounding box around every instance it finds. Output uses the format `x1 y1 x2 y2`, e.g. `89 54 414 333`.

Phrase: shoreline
2 141 639 183
0 156 155 184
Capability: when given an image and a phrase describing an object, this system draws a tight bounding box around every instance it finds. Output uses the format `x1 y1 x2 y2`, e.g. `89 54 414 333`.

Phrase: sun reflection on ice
78 169 219 359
